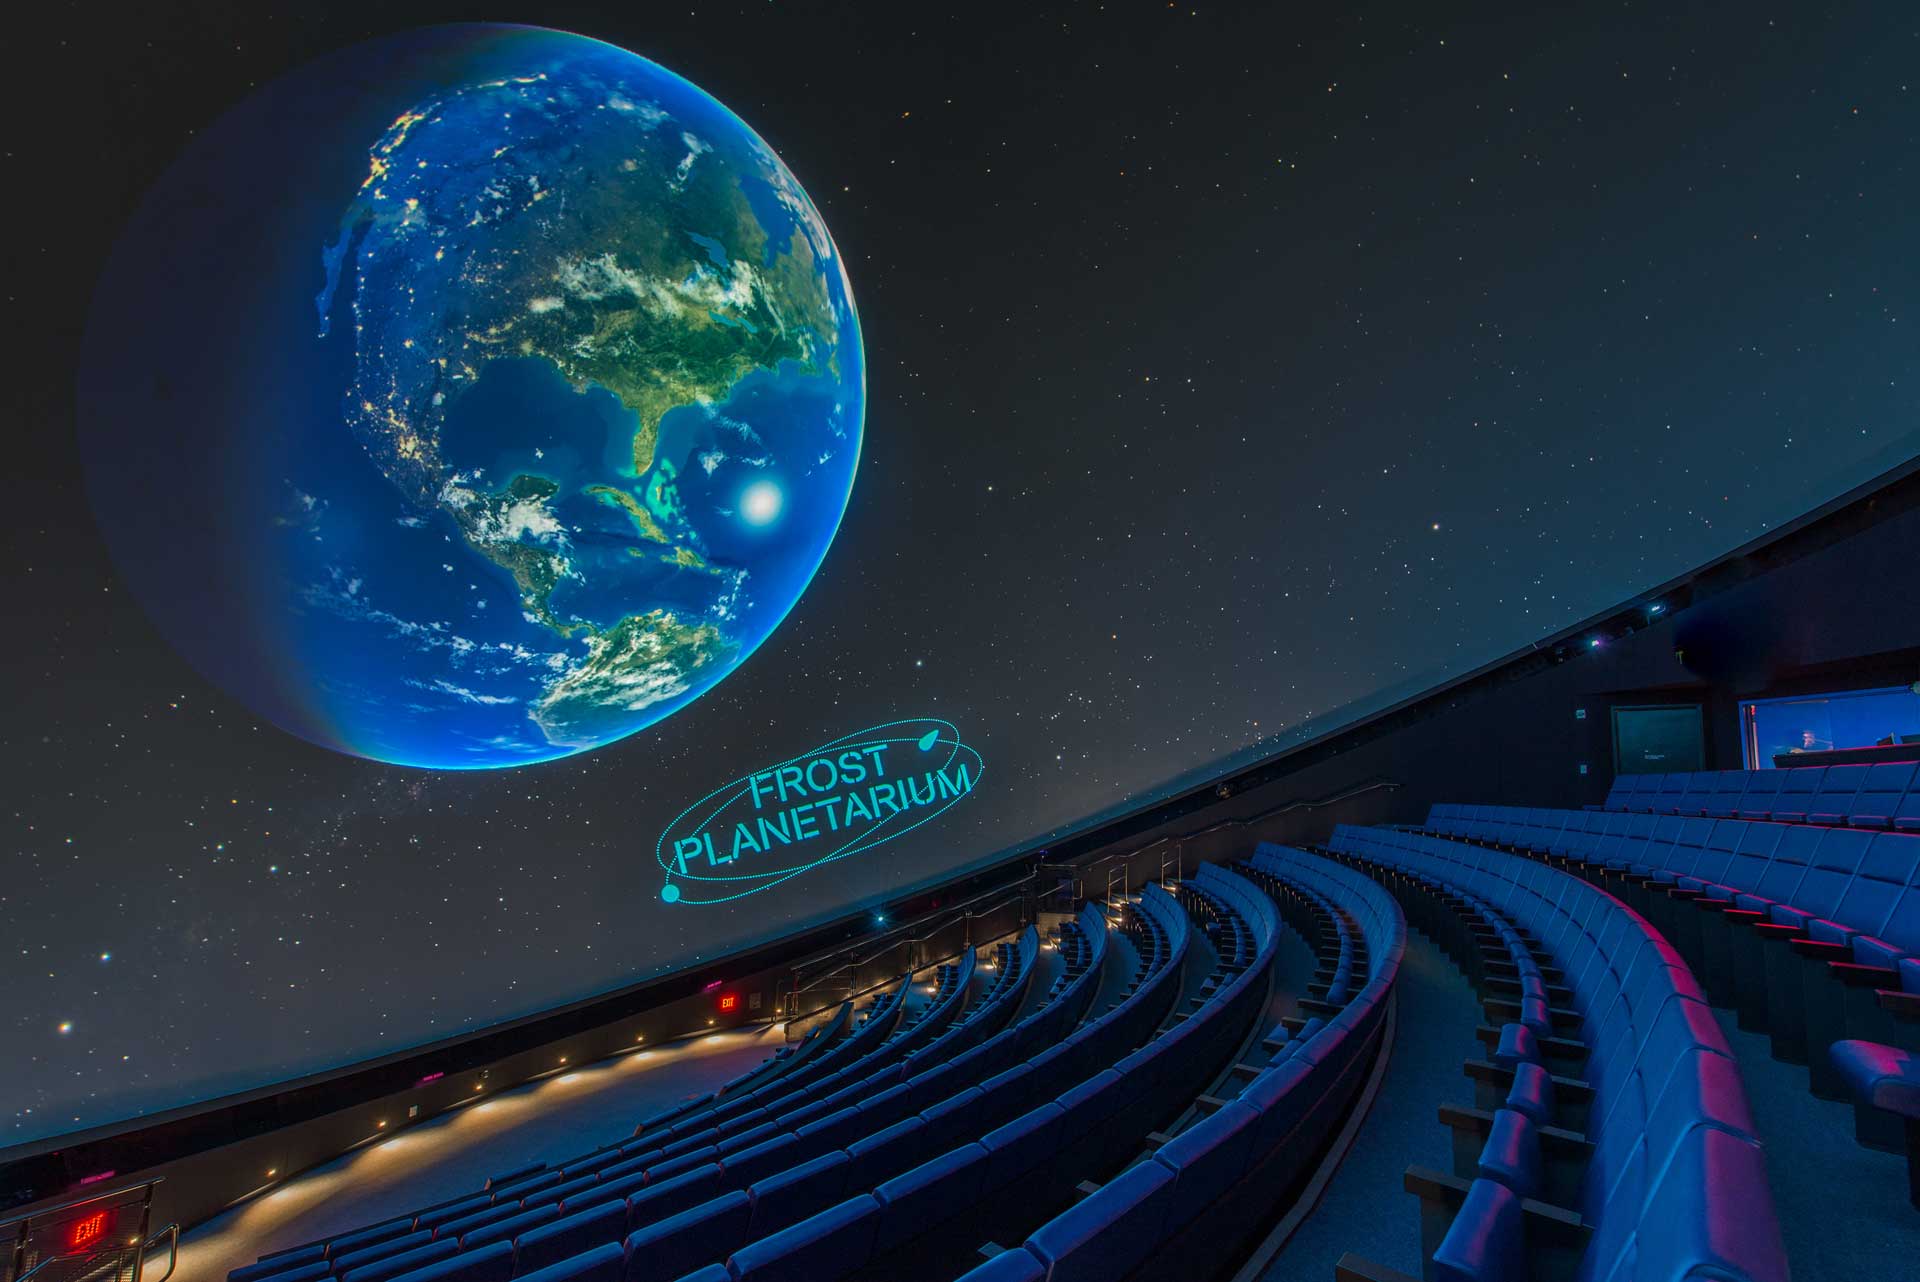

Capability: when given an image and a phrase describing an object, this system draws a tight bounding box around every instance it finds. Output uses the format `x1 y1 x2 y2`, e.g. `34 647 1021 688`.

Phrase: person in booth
1790 728 1833 754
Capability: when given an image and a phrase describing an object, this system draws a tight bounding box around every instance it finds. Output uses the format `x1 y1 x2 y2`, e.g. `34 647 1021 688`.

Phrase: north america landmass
311 58 846 746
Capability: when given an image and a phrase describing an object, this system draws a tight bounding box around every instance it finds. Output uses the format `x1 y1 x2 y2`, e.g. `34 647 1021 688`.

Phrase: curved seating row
962 847 1405 1282
1328 824 1788 1282
227 971 928 1282
1333 835 1603 1240
1830 1038 1920 1208
880 949 979 1056
1598 763 1920 829
252 916 1100 1282
615 895 1186 1281
1433 802 1920 1114
703 998 853 1104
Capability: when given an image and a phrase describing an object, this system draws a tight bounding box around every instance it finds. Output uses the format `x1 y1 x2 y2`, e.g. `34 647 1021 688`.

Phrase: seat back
1849 762 1918 829
1860 833 1920 955
1689 820 1751 885
1807 764 1871 825
1827 832 1920 945
1715 823 1786 895
1771 767 1828 823
1737 770 1786 820
1673 773 1714 816
1604 777 1636 811
1746 825 1822 905
1703 771 1751 819
1791 827 1875 920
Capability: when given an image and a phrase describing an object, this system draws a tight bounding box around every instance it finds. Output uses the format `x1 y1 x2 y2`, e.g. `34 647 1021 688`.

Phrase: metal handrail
6 1177 163 1282
788 875 1035 995
0 1181 164 1235
1075 777 1401 875
13 1222 176 1282
138 1224 177 1282
784 882 1033 1023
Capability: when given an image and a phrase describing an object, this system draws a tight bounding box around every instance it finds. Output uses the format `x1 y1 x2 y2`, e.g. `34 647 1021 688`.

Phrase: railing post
133 1172 155 1282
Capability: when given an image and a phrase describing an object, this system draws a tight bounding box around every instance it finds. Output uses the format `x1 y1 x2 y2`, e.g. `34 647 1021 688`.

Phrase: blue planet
80 25 863 768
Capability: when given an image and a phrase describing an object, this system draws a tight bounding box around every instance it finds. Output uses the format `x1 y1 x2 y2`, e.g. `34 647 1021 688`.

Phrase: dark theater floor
1254 931 1481 1281
1715 1010 1919 1281
175 1028 784 1282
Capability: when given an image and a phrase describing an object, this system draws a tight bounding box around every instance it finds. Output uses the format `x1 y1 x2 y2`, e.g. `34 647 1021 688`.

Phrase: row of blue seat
1329 825 1789 1282
961 848 1406 1282
1597 762 1920 829
1428 803 1920 1109
238 922 1068 1282
232 943 1001 1282
699 998 850 1103
1347 838 1600 1222
607 891 1203 1282
370 912 1114 1282
226 974 919 1282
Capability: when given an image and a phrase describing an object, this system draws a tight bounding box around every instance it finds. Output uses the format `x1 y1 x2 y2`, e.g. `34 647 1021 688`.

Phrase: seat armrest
1877 989 1920 1022
1404 1164 1471 1207
1723 908 1766 922
1789 938 1851 960
1752 922 1802 939
1334 1255 1423 1282
1438 1103 1495 1136
1828 962 1899 987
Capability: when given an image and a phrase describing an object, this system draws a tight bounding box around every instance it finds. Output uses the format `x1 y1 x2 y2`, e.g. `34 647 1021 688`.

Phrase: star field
6 1 1918 1144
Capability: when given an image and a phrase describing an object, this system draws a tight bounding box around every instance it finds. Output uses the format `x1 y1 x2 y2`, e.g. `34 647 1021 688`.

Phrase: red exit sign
68 1211 109 1252
717 993 738 1013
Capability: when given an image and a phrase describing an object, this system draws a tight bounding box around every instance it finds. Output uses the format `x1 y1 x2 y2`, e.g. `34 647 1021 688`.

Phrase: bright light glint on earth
740 479 784 526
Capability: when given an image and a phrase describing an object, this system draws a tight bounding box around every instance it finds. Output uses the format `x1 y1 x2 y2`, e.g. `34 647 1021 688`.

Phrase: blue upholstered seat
338 1240 460 1282
1850 763 1918 828
511 1201 626 1275
1152 1099 1262 1227
842 1115 926 1190
1832 1040 1920 1118
248 1264 328 1282
725 1194 880 1282
229 1245 330 1282
1474 1109 1541 1197
1492 1023 1538 1068
380 1242 512 1282
1737 771 1787 821
951 1249 1048 1281
716 1133 800 1188
458 1202 560 1251
871 1143 989 1255
511 1242 624 1282
1431 1179 1524 1282
744 1150 849 1239
1808 764 1871 826
1635 1127 1789 1282
1024 1161 1176 1282
619 1191 750 1282
626 1162 726 1231
1503 1061 1555 1126
660 1267 730 1282
640 1148 718 1185
329 1217 424 1256
331 1232 436 1275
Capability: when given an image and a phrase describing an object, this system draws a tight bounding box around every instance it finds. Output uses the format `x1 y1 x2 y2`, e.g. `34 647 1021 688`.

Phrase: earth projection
79 25 864 769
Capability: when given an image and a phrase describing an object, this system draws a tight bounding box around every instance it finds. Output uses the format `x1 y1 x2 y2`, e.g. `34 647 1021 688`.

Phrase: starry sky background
7 2 1918 1146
